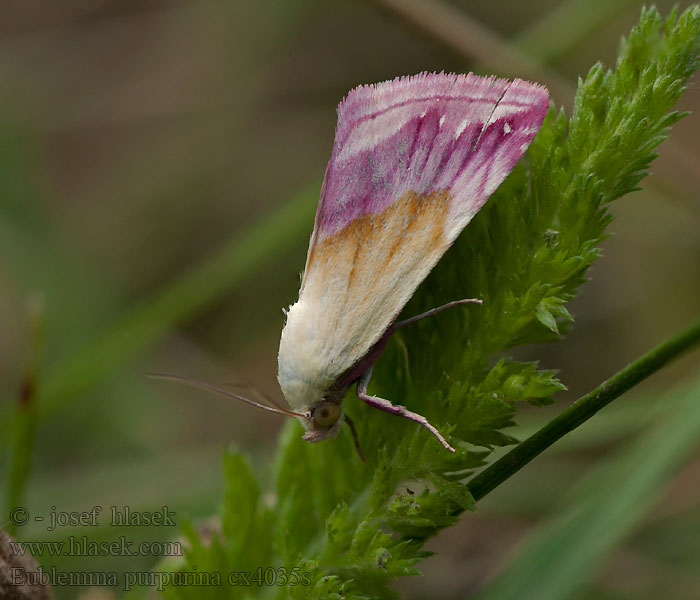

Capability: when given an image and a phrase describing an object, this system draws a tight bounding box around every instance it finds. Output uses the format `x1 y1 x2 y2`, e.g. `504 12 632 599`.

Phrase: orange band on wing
299 189 452 372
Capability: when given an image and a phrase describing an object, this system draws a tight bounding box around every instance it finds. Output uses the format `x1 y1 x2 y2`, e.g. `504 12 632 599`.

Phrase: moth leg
344 414 365 462
392 298 482 331
356 367 456 453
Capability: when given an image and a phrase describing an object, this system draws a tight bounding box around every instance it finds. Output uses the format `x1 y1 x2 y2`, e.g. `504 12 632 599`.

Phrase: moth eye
313 401 341 428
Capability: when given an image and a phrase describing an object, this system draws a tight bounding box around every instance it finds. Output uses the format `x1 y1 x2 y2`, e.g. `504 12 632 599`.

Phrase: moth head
299 400 343 443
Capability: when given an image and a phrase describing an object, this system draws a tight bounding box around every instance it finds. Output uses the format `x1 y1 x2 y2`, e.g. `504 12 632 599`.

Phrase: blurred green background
0 1 698 599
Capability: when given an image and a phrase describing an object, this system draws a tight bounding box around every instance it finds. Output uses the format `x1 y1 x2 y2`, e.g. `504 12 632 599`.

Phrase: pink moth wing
278 72 549 410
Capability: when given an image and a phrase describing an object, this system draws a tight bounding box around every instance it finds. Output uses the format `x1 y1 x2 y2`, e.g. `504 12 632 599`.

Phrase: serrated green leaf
535 300 559 333
161 7 700 599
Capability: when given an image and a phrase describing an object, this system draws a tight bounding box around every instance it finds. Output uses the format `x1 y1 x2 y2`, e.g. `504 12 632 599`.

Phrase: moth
156 72 548 455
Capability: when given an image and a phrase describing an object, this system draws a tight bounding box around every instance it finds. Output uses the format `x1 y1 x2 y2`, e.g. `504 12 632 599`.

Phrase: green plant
162 7 700 599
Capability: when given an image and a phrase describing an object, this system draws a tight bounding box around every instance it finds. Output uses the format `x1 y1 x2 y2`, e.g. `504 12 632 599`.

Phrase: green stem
467 316 700 502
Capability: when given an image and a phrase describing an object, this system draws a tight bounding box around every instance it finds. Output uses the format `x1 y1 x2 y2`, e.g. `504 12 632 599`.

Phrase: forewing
288 72 548 386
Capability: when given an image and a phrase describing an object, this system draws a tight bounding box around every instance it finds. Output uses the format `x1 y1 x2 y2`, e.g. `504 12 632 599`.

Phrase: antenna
148 372 305 419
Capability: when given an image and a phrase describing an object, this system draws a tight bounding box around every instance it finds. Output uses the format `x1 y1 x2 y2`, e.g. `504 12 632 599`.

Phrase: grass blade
475 374 700 600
